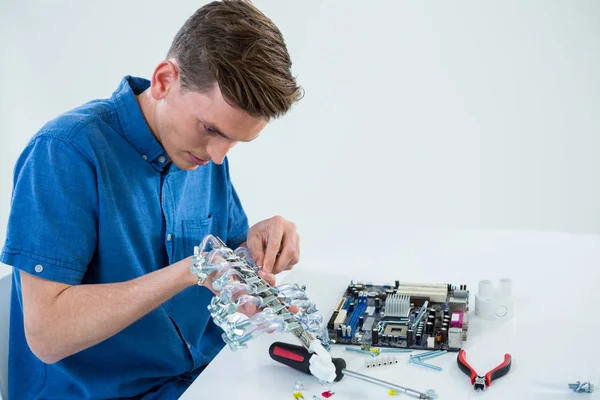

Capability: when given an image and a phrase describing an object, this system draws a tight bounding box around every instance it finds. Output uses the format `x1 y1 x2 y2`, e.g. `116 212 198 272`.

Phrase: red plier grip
485 353 512 387
457 350 512 391
457 350 479 385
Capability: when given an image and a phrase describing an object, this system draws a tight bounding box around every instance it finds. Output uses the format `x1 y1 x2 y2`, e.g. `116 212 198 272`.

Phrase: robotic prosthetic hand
190 235 336 382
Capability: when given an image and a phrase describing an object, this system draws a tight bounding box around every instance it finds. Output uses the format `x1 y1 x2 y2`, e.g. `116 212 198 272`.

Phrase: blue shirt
1 76 249 399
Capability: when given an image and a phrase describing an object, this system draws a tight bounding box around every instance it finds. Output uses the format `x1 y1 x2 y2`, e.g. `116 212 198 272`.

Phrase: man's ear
150 60 180 100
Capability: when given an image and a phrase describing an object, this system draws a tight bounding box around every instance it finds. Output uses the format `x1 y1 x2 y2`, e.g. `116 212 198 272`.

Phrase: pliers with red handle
457 350 512 391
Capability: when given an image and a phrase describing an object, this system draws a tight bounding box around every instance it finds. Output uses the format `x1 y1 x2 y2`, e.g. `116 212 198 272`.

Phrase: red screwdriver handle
269 342 313 376
269 341 347 382
485 354 512 387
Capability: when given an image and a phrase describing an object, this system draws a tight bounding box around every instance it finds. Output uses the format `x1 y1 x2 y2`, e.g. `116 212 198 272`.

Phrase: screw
568 381 594 393
380 348 413 353
418 350 447 361
409 358 443 371
346 346 378 357
410 350 440 359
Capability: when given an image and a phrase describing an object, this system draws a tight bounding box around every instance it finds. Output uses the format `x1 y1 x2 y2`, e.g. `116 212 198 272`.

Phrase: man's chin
171 159 200 171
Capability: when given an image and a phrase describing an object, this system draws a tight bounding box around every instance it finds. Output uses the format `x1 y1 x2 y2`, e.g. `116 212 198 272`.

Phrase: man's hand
245 215 300 274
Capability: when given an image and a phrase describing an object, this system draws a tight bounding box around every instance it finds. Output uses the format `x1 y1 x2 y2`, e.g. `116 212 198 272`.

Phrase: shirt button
166 234 172 241
34 264 43 273
158 156 166 163
142 155 148 160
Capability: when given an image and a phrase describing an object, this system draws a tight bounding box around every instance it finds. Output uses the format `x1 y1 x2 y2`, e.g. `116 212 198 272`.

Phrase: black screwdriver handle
268 341 346 382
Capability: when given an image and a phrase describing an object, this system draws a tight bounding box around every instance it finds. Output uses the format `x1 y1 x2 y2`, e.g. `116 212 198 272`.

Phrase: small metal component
346 346 377 357
410 350 441 359
568 381 595 393
380 348 413 353
341 369 435 399
425 389 439 399
418 350 447 361
409 358 443 371
294 381 305 391
365 355 398 368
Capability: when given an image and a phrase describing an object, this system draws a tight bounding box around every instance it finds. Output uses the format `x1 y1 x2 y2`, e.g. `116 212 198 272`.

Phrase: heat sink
384 294 410 318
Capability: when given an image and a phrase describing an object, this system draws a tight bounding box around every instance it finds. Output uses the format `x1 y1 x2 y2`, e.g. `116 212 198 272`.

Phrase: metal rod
341 369 431 399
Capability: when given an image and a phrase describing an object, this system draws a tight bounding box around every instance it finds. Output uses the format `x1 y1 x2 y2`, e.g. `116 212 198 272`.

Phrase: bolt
418 350 447 361
231 318 252 330
346 346 378 357
380 348 413 353
410 350 440 359
409 358 443 371
568 381 594 393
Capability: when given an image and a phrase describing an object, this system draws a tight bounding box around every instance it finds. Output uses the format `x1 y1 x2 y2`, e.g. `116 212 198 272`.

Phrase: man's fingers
259 271 276 286
273 244 295 274
293 233 300 265
246 234 264 267
273 226 299 273
262 222 284 273
240 302 258 317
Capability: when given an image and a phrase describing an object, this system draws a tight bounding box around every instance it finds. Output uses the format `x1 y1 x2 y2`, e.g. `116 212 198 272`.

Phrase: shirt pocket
181 214 220 257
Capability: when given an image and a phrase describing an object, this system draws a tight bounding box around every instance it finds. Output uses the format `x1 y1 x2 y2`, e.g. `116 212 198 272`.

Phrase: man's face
153 73 268 171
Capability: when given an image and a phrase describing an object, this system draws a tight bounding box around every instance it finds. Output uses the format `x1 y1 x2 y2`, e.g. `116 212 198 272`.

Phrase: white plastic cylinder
478 279 494 299
475 279 514 321
497 278 513 300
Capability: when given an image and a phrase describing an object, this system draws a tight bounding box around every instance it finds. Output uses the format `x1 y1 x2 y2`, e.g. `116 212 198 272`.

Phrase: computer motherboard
327 281 470 351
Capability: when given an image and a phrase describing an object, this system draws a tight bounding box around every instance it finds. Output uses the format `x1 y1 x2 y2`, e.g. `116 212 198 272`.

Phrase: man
1 1 302 398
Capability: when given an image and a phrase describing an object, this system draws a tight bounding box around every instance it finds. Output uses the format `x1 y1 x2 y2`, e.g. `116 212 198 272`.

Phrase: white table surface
180 227 600 400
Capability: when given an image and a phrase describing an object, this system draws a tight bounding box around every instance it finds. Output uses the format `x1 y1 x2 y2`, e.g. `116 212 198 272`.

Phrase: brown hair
166 0 302 119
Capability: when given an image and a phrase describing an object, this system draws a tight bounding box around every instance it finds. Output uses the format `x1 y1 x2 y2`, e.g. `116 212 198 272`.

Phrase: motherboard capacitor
407 329 414 346
372 328 379 345
441 328 448 342
416 333 422 345
426 322 434 334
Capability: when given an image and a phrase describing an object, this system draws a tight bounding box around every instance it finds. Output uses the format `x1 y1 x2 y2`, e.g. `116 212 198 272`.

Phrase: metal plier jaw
473 376 486 391
457 350 512 391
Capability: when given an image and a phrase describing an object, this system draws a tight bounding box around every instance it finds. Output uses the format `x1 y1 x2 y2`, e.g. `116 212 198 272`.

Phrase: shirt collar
112 76 168 172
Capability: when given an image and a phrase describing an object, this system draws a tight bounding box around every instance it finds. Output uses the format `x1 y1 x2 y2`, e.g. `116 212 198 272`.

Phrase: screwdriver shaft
341 369 430 399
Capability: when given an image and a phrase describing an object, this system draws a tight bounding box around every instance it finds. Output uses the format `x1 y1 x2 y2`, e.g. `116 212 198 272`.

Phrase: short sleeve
223 158 248 250
0 134 98 285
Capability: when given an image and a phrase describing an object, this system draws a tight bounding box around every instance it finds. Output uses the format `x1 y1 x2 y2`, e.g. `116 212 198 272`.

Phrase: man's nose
208 141 237 165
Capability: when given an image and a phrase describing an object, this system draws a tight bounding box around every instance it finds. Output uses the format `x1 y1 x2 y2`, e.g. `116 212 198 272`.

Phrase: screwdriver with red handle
269 341 436 399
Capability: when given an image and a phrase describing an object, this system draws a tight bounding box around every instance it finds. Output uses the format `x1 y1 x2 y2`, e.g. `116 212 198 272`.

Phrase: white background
1 0 600 279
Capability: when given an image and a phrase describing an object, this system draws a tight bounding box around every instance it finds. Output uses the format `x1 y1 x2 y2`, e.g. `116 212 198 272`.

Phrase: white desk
180 228 600 400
